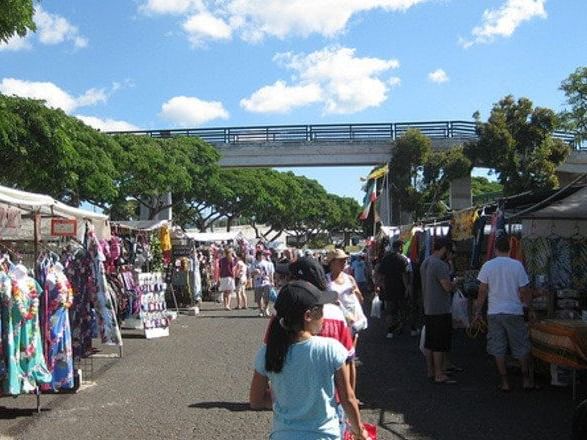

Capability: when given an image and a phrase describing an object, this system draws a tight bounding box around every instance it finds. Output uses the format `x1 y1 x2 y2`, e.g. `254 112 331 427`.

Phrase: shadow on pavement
0 406 50 419
355 316 578 440
188 401 259 412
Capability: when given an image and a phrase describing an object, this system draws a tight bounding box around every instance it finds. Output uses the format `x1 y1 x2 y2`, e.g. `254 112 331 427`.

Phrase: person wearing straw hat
250 280 369 440
326 248 367 397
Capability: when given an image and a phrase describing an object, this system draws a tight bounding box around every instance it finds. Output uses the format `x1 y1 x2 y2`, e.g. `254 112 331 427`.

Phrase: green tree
559 66 587 143
465 95 570 195
0 94 121 206
0 0 36 43
112 135 220 219
386 128 471 221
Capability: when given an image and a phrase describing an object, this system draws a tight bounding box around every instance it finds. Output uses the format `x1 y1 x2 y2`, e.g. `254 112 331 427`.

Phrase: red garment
509 236 524 263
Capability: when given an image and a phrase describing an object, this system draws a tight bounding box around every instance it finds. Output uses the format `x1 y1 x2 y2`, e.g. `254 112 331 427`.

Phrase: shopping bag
268 287 278 303
352 303 368 332
343 423 377 439
451 289 470 329
370 296 382 319
419 325 426 354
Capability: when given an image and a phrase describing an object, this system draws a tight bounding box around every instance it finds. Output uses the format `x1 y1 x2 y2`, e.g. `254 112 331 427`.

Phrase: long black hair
265 306 307 373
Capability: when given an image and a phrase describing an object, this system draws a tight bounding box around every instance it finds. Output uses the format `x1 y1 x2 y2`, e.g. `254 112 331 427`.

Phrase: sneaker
194 306 200 315
258 311 265 317
385 332 394 339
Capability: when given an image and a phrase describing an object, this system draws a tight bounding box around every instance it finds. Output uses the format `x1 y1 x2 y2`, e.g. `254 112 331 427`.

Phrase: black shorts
424 314 452 352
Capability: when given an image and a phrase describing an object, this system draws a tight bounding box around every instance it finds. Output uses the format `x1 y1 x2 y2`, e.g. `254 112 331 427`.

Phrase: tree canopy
0 94 121 206
559 66 587 144
465 95 570 195
0 0 36 43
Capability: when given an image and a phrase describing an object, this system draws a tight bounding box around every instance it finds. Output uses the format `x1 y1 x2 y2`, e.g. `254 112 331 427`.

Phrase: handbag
268 287 278 303
343 423 377 439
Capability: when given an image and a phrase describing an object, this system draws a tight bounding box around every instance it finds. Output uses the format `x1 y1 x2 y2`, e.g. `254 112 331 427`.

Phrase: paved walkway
0 294 580 439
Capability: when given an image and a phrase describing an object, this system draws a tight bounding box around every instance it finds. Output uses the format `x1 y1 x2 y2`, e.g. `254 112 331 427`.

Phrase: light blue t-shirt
255 336 348 440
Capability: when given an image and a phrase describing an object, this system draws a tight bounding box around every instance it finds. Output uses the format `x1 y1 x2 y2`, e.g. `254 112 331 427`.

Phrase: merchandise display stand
138 272 170 339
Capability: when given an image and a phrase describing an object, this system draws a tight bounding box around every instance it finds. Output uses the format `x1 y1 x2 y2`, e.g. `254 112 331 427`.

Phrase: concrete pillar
449 175 472 210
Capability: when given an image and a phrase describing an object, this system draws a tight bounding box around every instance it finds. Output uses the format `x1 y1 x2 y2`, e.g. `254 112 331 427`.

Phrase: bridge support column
449 176 472 210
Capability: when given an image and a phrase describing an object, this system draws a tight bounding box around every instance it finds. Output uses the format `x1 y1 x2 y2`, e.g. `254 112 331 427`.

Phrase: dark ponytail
265 311 305 373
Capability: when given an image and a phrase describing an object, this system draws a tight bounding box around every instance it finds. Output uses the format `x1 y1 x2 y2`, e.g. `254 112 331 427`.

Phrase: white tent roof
523 186 587 220
185 230 244 243
0 184 110 240
0 185 108 221
113 219 169 232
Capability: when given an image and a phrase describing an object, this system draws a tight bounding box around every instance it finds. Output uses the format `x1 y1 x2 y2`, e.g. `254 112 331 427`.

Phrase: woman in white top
234 253 248 310
327 248 367 396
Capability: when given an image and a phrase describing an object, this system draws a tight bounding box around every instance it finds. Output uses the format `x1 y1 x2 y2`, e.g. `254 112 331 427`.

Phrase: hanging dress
2 270 52 395
43 268 74 391
89 236 123 346
66 251 94 361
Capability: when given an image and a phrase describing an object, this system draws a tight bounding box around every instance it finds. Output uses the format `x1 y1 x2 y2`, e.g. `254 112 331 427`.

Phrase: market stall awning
184 230 244 243
522 186 587 220
113 219 169 232
0 184 110 240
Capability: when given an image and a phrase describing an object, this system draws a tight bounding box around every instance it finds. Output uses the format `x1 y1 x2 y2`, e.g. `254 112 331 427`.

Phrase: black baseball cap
288 257 328 290
274 280 338 317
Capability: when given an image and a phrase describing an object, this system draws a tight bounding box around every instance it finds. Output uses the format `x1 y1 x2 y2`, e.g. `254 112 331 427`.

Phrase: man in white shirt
474 234 536 392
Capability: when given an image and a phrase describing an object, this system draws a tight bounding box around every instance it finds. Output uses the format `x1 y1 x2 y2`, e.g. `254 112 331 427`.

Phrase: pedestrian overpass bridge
110 120 582 169
109 120 584 210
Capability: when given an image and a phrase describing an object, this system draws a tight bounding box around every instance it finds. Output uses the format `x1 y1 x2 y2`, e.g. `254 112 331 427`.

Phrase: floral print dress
1 271 52 395
43 269 74 391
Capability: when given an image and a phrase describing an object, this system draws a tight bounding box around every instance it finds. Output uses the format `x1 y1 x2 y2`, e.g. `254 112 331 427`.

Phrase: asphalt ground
0 291 581 439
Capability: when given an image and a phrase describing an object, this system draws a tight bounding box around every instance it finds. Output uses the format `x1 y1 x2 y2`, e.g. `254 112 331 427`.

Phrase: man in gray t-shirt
420 237 458 384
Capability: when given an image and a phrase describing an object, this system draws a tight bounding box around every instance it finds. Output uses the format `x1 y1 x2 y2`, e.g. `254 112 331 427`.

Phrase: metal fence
107 120 581 149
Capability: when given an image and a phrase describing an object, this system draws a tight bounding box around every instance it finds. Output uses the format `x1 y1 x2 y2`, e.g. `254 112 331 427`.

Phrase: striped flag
359 179 378 220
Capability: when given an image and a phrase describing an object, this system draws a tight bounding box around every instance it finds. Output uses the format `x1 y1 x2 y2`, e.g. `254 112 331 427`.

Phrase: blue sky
1 0 585 203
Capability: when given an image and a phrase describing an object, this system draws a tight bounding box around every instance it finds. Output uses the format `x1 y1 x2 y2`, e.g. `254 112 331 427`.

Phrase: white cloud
34 6 89 48
241 47 400 115
0 34 32 52
0 78 106 113
0 7 88 51
461 0 547 48
388 77 401 87
183 12 232 45
160 96 229 126
140 0 427 44
240 80 322 113
141 0 203 15
428 68 449 83
76 115 140 132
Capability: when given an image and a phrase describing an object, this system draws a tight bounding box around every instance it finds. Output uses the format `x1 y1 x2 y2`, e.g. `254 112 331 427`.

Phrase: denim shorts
487 314 531 358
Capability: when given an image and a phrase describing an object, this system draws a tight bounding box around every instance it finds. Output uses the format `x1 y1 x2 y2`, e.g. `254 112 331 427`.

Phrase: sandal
434 378 458 385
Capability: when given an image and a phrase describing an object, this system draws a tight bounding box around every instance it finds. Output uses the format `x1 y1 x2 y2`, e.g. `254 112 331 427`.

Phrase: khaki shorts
487 314 531 358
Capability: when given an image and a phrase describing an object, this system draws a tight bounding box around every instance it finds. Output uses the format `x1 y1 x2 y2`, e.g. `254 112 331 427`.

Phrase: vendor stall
0 184 116 412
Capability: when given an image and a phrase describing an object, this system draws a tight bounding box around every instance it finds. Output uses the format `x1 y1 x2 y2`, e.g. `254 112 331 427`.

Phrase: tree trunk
226 216 233 232
251 221 260 238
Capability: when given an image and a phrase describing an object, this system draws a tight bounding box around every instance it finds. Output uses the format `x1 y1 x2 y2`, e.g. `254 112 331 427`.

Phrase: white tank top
327 272 359 311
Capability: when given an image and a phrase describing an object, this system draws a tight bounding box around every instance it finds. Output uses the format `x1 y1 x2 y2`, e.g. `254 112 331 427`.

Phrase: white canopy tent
184 230 245 243
0 184 110 241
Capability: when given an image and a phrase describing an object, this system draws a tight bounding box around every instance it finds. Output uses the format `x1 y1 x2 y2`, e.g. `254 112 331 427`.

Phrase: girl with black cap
249 280 369 440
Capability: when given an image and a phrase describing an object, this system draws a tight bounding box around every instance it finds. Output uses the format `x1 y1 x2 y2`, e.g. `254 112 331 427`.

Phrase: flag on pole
359 179 378 220
367 164 389 181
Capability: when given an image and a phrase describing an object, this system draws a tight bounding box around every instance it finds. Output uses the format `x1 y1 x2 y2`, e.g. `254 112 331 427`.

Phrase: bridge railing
108 120 580 149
